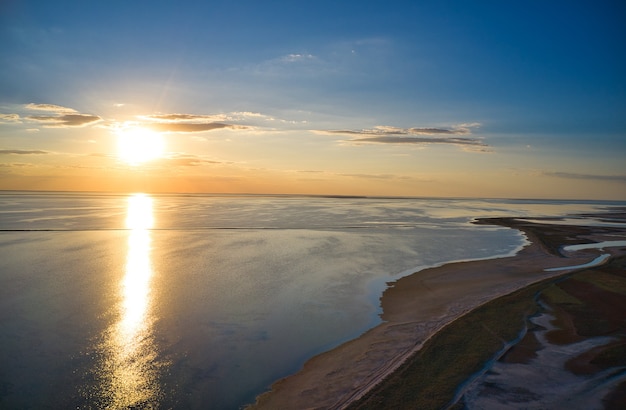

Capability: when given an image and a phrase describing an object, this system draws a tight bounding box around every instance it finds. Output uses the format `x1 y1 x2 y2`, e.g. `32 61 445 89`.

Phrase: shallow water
461 307 626 410
0 192 623 409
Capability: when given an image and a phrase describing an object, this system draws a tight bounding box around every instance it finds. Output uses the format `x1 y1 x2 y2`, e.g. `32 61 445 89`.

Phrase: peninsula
249 212 626 409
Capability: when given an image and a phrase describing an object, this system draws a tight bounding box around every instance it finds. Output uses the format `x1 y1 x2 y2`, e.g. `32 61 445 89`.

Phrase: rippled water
0 192 622 409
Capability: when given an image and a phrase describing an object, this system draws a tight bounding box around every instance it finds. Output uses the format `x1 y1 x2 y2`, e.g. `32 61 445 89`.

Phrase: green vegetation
575 269 626 295
348 281 546 410
542 283 583 305
349 256 626 410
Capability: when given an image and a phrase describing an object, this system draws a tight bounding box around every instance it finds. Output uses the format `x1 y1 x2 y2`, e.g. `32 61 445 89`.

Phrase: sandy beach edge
247 213 626 410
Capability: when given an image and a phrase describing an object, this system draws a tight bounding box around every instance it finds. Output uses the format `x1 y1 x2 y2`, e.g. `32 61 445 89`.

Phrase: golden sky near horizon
1 2 625 199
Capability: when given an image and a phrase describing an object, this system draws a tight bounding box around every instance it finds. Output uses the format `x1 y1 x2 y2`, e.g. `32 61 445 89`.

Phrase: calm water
0 192 623 409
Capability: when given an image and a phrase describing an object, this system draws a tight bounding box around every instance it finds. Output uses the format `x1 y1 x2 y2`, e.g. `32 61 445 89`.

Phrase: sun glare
117 127 165 165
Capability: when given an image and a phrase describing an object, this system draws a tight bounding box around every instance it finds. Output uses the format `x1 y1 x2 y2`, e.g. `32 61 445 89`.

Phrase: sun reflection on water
98 193 161 407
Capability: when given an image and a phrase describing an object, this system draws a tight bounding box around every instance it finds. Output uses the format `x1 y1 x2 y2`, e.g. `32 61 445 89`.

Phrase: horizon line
1 189 625 203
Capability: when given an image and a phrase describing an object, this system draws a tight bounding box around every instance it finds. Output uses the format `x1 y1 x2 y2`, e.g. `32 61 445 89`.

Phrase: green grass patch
574 270 626 295
542 283 583 305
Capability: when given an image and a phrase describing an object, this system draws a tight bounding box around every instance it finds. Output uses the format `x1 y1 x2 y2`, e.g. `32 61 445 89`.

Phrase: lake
1 192 622 409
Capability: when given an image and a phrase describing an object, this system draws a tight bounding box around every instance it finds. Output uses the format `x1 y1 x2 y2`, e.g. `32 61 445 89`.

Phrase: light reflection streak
99 193 160 407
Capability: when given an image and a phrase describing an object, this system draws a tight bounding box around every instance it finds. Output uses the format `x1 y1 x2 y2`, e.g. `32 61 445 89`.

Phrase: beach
249 213 626 409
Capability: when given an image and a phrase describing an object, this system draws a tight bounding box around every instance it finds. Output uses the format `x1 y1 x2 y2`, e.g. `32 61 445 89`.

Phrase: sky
1 0 625 199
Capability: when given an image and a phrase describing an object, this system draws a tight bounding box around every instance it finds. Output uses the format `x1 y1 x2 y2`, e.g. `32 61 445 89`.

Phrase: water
461 305 625 409
0 192 623 409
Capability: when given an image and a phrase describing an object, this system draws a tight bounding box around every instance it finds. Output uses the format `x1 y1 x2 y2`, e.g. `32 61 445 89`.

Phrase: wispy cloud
294 169 426 183
19 103 101 128
320 124 489 151
27 114 102 127
349 135 486 146
322 124 479 136
251 51 328 78
147 122 243 133
0 113 21 123
543 171 626 183
137 112 258 133
338 173 413 181
0 149 49 155
280 53 316 63
142 111 275 124
253 38 396 79
160 153 223 166
142 113 227 122
24 103 77 113
0 163 34 168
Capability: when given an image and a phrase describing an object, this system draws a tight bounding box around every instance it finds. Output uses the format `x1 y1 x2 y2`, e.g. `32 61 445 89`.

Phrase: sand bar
248 215 626 410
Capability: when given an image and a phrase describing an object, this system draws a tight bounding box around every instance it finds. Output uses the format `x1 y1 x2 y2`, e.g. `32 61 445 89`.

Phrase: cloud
21 103 101 128
24 103 77 113
252 51 327 78
297 170 326 174
347 135 489 150
229 111 274 120
339 173 412 180
294 169 423 183
147 122 244 133
138 112 255 133
320 124 489 151
161 153 223 167
0 149 49 155
355 135 485 144
27 114 102 127
0 113 21 123
143 113 227 122
543 171 626 183
143 111 274 124
458 144 492 153
0 163 34 168
323 124 478 136
281 53 315 63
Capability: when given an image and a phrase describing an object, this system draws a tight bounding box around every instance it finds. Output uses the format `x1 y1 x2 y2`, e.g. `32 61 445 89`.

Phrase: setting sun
117 127 165 165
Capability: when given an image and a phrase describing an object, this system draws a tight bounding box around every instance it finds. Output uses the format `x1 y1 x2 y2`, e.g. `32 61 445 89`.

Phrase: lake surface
1 192 623 409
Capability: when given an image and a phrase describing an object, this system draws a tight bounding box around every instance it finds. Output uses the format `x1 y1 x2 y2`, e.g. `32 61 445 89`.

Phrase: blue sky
1 1 625 198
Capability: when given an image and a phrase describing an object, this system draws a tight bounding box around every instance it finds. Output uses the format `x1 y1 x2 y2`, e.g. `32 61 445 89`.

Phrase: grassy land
348 255 626 410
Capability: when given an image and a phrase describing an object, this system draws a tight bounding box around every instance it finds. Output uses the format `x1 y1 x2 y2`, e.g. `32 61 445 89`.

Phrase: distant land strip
248 212 626 409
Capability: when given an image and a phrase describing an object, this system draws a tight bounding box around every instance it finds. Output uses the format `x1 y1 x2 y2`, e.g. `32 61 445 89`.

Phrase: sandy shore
248 215 626 410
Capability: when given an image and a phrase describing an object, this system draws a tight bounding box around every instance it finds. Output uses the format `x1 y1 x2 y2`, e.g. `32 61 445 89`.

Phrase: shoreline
248 214 626 409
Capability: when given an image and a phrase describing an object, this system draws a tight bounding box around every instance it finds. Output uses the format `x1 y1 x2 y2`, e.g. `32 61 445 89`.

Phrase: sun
117 127 165 165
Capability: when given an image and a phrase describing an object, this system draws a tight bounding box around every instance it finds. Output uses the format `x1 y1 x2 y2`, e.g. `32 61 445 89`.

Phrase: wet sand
249 215 626 410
